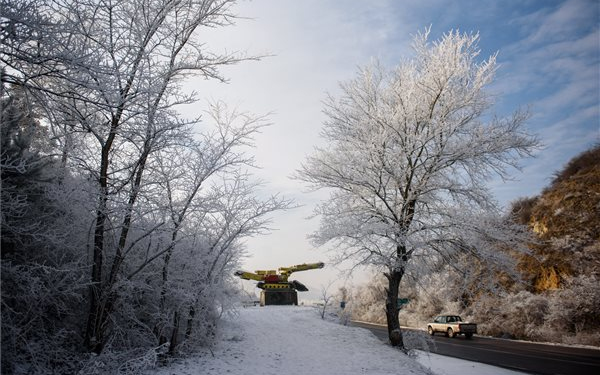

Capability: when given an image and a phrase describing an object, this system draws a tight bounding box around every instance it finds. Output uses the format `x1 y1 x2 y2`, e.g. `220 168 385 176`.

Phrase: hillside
513 145 600 291
469 146 600 344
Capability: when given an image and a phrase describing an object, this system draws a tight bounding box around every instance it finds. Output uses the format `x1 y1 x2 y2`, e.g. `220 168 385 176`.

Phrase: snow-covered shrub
1 96 92 373
314 285 353 325
470 277 600 345
562 332 600 347
78 344 167 375
398 269 469 329
544 275 600 345
403 330 436 352
399 294 442 328
471 291 548 340
508 291 548 339
351 276 387 324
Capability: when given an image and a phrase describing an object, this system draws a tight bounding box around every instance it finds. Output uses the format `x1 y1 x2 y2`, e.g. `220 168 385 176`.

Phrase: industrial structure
235 262 324 306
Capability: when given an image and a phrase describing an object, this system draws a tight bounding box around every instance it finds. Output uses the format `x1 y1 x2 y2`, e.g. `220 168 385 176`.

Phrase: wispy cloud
487 0 599 207
522 0 597 45
188 0 599 282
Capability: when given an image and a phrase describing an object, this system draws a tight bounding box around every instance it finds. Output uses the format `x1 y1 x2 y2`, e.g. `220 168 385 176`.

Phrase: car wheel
428 326 434 336
447 328 454 338
465 333 473 339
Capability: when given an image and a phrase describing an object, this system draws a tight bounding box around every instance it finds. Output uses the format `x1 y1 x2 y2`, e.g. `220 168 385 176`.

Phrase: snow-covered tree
2 1 291 370
2 0 254 353
1 82 93 374
297 29 538 348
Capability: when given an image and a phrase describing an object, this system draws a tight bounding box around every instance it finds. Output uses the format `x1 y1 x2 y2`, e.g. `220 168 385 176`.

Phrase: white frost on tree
297 29 539 348
1 0 291 372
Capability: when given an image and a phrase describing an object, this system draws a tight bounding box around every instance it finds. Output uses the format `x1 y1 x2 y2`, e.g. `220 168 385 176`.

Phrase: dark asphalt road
351 321 600 375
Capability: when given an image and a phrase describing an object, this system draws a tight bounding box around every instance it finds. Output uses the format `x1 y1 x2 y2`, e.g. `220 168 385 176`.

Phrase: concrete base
260 290 298 306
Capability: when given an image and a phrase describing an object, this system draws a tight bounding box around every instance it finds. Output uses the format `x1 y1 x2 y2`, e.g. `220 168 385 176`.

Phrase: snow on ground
153 306 528 375
414 351 528 375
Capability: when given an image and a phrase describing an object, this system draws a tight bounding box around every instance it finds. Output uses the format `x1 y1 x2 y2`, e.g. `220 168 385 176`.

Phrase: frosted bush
350 276 387 324
471 294 504 337
471 276 600 345
397 271 466 329
78 344 167 375
544 275 600 345
562 332 600 347
403 330 435 352
472 291 548 340
507 291 548 340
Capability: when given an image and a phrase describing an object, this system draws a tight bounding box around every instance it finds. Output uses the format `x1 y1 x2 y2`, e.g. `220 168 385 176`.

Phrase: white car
427 315 477 339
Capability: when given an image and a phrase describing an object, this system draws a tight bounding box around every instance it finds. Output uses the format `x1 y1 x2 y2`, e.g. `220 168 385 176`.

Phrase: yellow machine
235 262 324 306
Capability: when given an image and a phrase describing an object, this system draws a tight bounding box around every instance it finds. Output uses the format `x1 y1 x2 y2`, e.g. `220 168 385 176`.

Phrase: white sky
181 0 600 298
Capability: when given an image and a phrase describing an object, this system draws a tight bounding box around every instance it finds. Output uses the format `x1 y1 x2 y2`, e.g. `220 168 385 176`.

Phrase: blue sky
189 0 599 294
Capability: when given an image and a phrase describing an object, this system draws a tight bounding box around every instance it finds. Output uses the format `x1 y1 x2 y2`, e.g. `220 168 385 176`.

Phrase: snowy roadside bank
414 351 528 375
153 306 529 375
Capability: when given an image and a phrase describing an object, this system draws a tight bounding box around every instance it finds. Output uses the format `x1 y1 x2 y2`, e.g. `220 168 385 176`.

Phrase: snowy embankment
154 306 526 375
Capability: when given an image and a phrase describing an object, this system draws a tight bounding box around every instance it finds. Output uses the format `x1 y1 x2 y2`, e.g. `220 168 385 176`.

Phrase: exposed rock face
513 145 600 292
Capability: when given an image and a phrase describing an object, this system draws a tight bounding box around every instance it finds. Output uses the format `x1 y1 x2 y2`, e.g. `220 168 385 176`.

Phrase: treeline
1 1 288 374
350 145 600 346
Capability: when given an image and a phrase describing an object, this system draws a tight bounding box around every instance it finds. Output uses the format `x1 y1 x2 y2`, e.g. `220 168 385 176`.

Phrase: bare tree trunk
185 305 195 339
168 311 180 355
85 205 105 353
85 77 157 353
157 240 177 345
385 269 404 348
85 136 114 353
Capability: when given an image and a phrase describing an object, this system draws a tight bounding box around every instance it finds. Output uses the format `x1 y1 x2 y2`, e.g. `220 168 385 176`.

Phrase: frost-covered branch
297 29 539 348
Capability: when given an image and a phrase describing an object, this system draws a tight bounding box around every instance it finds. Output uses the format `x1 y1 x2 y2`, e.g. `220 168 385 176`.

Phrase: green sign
397 298 410 308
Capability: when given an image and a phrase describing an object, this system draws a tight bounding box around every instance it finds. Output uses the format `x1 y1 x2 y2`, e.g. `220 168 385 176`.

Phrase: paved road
351 321 600 375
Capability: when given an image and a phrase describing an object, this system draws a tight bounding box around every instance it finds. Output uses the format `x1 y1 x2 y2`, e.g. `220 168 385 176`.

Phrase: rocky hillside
512 145 600 292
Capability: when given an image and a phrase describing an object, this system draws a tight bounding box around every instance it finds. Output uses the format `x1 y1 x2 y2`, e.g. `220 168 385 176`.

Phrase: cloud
183 0 600 284
525 0 597 44
485 0 599 208
184 0 426 283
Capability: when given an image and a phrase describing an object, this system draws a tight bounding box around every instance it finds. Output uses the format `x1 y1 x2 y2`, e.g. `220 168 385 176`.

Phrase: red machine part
264 274 282 283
